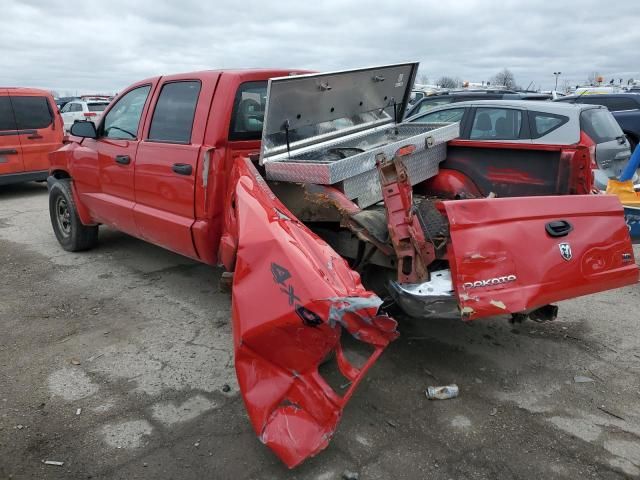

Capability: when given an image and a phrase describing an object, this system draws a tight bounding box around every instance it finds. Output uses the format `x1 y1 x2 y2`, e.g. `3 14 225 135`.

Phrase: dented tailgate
443 195 639 320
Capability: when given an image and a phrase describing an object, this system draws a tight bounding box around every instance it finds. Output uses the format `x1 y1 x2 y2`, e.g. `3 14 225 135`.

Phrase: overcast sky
2 0 639 95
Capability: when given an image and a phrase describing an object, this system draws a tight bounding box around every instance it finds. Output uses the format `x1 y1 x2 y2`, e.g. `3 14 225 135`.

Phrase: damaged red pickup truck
48 63 639 467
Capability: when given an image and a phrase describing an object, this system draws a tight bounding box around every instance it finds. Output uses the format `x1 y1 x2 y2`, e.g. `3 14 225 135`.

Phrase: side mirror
70 120 97 139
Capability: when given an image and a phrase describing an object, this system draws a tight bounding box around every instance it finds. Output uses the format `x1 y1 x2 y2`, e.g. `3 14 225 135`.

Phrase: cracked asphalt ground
1 183 640 479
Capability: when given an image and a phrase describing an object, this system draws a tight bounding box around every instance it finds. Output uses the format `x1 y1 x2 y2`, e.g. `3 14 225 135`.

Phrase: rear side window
0 97 17 131
470 107 522 140
229 81 267 141
575 96 639 111
604 97 638 112
87 103 108 112
581 108 622 143
11 96 53 129
148 81 201 144
529 111 569 139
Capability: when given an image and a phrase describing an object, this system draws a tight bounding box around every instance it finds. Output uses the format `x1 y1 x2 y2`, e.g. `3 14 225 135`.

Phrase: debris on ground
597 405 625 421
342 470 359 480
573 376 595 383
219 271 233 293
70 358 80 365
43 460 64 466
426 384 459 400
489 407 498 416
76 408 82 416
221 384 230 393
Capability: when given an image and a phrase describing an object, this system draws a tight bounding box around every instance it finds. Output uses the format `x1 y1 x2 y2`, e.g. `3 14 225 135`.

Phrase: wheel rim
55 196 72 237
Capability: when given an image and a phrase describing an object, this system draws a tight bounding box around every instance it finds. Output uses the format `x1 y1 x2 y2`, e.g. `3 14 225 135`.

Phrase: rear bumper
389 269 459 318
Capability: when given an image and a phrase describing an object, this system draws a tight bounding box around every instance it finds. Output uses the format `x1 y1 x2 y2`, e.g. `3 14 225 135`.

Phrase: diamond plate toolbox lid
259 62 419 164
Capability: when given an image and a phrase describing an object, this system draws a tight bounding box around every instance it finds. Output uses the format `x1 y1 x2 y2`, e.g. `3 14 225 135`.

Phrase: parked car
554 93 640 151
54 96 78 110
407 99 633 190
0 88 63 186
405 89 551 118
59 98 110 131
47 65 638 468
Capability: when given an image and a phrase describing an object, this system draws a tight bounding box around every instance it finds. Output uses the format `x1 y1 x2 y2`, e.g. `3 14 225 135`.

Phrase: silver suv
407 99 633 189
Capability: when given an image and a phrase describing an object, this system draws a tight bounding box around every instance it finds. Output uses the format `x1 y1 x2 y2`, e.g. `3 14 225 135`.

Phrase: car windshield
581 108 622 143
87 103 109 112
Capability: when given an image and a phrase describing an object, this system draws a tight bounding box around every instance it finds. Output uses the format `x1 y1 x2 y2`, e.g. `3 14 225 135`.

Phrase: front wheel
49 178 98 251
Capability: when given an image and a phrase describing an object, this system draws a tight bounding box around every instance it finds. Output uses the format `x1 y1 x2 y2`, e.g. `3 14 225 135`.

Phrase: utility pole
553 72 562 91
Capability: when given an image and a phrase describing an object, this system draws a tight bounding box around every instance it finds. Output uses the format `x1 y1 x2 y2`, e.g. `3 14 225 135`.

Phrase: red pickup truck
48 64 638 467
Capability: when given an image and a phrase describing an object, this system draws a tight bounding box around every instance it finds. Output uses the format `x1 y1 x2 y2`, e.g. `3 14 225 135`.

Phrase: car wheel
49 178 98 251
626 133 638 152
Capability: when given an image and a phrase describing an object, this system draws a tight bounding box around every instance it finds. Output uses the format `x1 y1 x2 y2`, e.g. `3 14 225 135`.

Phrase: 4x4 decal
271 262 322 325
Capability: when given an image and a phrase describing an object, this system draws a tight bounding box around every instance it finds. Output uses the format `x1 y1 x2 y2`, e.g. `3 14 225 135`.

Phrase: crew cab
47 64 639 468
0 88 63 186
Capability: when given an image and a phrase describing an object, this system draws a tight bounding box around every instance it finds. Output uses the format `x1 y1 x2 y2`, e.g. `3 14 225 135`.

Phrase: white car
60 99 110 132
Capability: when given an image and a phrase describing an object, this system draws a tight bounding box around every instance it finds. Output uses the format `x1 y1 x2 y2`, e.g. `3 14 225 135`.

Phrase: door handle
172 163 193 175
0 149 18 155
545 220 573 237
27 133 43 140
115 155 131 165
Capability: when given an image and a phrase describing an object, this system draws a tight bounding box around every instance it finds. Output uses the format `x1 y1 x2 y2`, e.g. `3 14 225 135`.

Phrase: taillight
579 130 598 169
83 112 97 117
588 145 597 170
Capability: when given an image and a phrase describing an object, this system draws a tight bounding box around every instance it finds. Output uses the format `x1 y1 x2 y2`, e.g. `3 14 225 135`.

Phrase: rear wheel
49 178 98 251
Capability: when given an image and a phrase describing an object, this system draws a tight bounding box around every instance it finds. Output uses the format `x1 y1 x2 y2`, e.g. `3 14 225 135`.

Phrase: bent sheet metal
222 157 398 468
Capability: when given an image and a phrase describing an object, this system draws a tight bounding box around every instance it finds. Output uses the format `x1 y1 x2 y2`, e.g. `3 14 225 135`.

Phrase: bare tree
437 76 459 89
492 68 516 89
417 73 430 85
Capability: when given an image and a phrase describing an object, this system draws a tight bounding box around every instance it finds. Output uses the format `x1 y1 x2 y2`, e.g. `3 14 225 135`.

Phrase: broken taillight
580 130 598 170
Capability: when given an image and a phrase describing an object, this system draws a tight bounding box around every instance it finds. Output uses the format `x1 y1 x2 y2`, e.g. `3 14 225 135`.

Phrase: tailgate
443 195 638 320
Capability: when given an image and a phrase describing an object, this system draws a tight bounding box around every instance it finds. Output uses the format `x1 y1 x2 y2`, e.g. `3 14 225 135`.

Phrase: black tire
49 178 98 251
626 133 638 152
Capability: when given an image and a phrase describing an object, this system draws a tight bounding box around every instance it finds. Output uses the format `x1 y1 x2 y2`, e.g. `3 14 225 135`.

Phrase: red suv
0 88 63 186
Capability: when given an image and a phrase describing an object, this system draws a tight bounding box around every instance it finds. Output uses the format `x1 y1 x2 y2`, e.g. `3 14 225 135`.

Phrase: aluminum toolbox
260 63 459 207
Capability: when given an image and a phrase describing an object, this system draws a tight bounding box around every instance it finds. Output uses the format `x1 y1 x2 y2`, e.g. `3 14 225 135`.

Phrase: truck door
10 93 62 173
76 84 153 234
0 92 24 176
134 76 216 259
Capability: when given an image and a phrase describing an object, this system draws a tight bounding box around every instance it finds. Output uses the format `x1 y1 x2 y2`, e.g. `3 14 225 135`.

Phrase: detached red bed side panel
222 157 398 468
